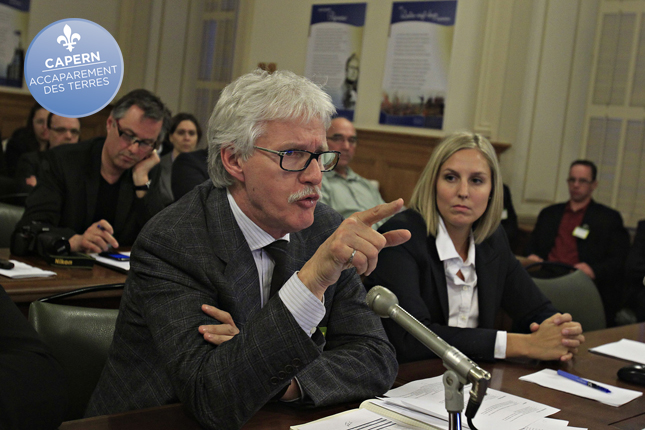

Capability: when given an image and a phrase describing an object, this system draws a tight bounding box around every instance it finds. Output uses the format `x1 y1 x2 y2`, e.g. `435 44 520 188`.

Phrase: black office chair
28 284 124 420
526 262 606 331
524 261 577 278
0 202 25 247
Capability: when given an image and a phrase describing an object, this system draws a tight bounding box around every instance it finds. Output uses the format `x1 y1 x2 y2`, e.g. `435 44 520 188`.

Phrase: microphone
366 285 490 419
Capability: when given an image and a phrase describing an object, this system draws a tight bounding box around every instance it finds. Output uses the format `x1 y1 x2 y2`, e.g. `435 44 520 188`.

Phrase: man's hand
198 303 302 400
298 199 411 300
25 175 37 187
527 254 543 263
68 220 119 253
132 149 160 197
199 304 239 346
518 313 585 361
573 262 595 279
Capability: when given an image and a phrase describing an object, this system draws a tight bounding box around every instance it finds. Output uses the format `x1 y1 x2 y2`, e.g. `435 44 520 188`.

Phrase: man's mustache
288 185 323 203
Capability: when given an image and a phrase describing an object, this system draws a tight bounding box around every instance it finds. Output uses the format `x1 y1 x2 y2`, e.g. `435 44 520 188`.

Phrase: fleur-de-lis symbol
57 24 81 52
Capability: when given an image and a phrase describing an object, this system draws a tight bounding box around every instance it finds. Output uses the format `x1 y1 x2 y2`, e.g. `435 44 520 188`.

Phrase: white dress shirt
227 191 325 337
436 218 507 359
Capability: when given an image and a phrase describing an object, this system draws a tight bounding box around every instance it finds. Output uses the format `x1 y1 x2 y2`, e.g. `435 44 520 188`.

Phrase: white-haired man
87 70 410 429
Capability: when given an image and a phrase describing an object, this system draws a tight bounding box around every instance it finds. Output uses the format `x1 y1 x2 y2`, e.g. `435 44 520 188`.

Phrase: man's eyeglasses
567 177 593 185
326 135 358 146
253 146 340 172
115 120 156 152
50 127 80 136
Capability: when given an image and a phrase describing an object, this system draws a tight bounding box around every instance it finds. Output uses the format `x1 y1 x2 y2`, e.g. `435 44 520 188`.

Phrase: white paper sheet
589 338 645 365
522 418 584 430
0 260 56 279
90 252 130 272
384 376 559 430
519 369 642 407
368 399 448 429
293 408 414 430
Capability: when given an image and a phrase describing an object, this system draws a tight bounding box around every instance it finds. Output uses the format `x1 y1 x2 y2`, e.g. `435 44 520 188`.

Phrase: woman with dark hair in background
4 102 50 178
158 113 202 203
364 131 585 364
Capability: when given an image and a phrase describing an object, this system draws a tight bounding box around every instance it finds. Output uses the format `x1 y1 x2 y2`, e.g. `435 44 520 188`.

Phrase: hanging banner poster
380 1 457 129
0 0 30 88
305 3 366 121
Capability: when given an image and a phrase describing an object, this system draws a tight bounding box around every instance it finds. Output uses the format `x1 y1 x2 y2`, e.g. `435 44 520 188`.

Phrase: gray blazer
86 183 398 430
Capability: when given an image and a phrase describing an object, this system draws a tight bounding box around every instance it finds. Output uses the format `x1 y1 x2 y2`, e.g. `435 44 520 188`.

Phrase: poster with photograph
0 0 29 88
380 1 457 129
305 3 366 121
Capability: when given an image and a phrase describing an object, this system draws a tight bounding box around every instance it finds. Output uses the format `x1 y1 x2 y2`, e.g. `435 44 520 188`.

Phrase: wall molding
353 128 510 204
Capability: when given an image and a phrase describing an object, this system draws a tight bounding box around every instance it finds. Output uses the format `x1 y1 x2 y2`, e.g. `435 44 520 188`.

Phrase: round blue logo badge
24 18 124 118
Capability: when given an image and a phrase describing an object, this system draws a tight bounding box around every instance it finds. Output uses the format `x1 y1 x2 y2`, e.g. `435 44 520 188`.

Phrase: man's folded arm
293 271 398 406
127 249 325 430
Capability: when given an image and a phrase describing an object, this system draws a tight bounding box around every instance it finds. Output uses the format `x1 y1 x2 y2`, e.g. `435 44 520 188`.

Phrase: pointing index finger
352 199 404 227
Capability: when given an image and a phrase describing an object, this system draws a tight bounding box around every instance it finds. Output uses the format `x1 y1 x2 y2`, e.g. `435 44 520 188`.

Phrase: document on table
90 252 130 273
292 408 424 429
294 376 587 430
0 260 56 279
589 338 645 365
520 369 642 407
382 376 559 430
523 418 586 430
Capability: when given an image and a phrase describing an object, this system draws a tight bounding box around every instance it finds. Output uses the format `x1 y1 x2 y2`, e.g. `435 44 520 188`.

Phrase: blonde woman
365 132 585 363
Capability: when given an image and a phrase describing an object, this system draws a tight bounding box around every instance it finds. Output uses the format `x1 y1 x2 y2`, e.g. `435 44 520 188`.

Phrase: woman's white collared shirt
436 218 479 328
435 217 507 359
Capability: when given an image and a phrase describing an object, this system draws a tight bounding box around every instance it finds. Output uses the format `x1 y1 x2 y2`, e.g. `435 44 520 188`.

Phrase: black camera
11 221 70 257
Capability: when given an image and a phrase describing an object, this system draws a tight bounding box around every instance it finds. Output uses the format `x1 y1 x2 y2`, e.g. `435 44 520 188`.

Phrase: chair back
28 301 119 420
0 202 24 247
531 269 607 331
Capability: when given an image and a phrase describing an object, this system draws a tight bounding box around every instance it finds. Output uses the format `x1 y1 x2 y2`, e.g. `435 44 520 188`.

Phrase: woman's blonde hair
409 131 503 243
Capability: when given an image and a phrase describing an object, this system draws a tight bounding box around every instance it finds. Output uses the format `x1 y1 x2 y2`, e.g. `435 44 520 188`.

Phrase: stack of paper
0 260 56 279
379 377 560 430
520 369 643 407
292 375 577 430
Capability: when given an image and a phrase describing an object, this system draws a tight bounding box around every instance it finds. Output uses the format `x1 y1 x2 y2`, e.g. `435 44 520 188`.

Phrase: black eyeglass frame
566 177 593 185
115 119 157 151
253 146 340 172
326 135 358 146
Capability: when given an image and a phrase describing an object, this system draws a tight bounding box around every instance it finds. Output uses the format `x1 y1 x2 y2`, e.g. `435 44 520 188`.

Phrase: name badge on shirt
501 209 508 220
572 226 589 239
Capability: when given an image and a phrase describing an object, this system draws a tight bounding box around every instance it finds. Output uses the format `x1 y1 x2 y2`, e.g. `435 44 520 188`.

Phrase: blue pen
97 224 116 251
557 370 611 393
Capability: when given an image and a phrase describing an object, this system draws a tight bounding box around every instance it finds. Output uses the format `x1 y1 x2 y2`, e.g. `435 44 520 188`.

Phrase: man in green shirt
320 117 388 228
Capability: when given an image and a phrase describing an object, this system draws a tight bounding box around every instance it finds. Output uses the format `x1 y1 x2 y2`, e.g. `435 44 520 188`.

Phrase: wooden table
0 248 126 314
59 323 645 430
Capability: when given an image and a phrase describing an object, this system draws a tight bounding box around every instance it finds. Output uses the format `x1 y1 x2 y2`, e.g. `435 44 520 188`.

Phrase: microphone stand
366 286 490 430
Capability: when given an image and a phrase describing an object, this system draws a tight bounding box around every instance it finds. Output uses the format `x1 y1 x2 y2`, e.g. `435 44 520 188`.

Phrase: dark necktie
263 240 289 298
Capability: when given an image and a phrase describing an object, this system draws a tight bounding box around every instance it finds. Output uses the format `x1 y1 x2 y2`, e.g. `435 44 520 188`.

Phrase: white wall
11 0 604 222
16 0 196 115
26 0 121 44
239 0 601 222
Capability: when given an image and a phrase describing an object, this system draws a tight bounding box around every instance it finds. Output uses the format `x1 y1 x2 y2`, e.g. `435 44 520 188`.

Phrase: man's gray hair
207 69 336 188
111 89 171 146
